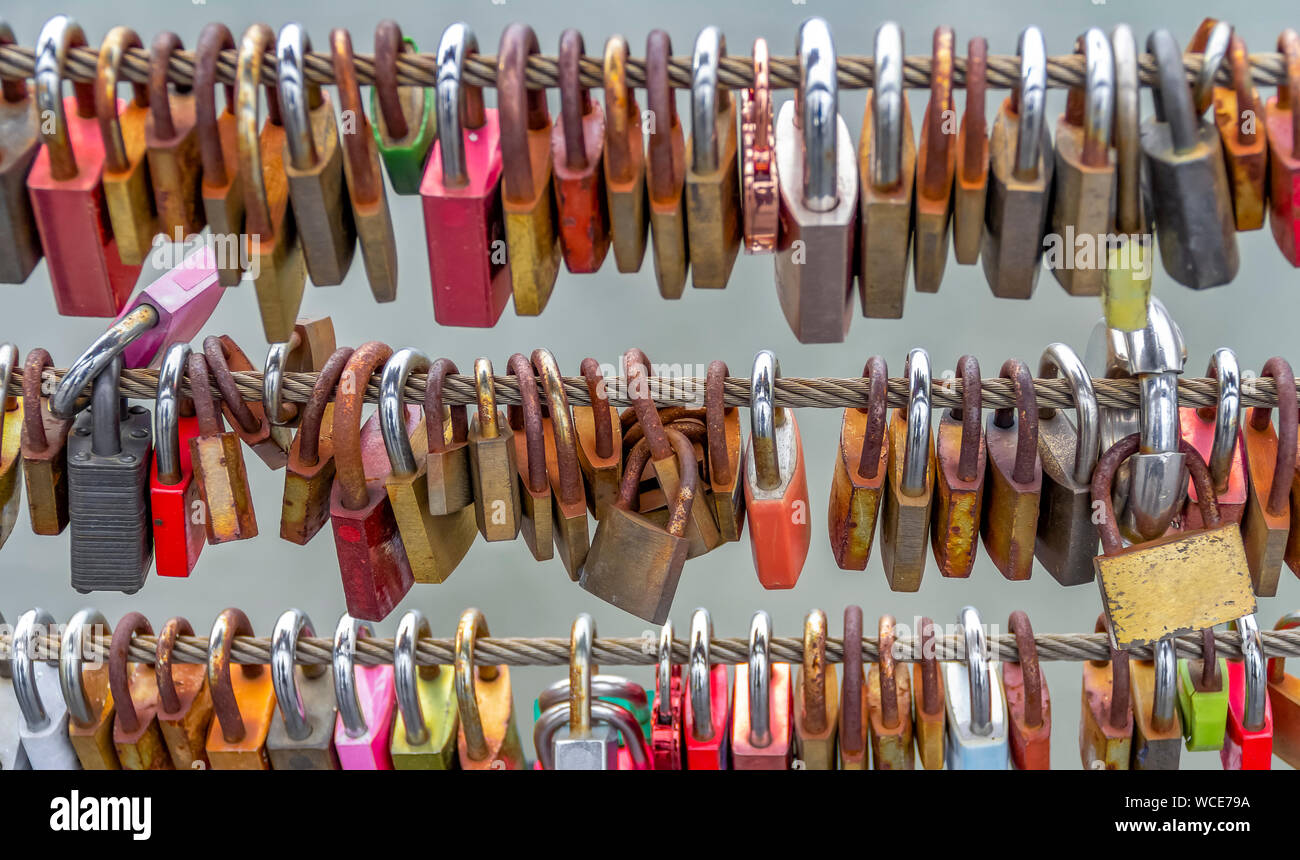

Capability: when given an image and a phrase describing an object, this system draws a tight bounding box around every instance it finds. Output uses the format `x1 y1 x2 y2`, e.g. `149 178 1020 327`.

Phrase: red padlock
551 29 609 274
1002 610 1050 769
651 621 683 771
1268 30 1300 265
151 343 205 578
329 342 416 621
683 608 729 770
1222 615 1273 770
731 611 792 769
419 23 511 327
1180 349 1247 528
27 15 141 316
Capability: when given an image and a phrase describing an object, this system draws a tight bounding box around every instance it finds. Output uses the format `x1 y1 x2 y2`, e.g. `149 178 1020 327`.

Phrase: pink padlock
114 244 223 368
332 614 397 770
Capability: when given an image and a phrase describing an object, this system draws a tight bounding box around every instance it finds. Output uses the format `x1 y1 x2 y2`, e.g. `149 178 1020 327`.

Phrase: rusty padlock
838 606 868 770
281 347 351 545
1080 614 1133 769
205 608 276 770
913 27 955 292
204 335 289 470
552 29 609 274
1181 349 1247 530
913 616 946 769
145 31 205 240
1268 612 1300 768
868 614 914 770
60 608 118 769
508 352 553 561
932 356 985 578
981 359 1042 581
154 617 213 769
370 21 436 196
467 358 522 542
1267 30 1300 264
1003 610 1050 770
686 26 741 288
575 358 622 521
195 23 244 286
705 360 744 542
533 349 589 576
96 26 158 267
187 352 258 544
858 22 915 319
0 22 41 283
793 609 838 770
644 30 689 298
953 37 988 265
602 36 648 273
456 608 526 770
880 349 935 592
423 358 474 516
1240 357 1296 596
20 349 70 535
110 613 172 769
828 357 889 570
740 38 778 253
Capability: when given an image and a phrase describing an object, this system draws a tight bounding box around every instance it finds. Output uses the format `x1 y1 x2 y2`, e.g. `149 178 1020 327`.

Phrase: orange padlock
932 355 985 577
552 29 610 274
1241 357 1296 596
204 608 276 770
828 356 889 570
1002 610 1050 770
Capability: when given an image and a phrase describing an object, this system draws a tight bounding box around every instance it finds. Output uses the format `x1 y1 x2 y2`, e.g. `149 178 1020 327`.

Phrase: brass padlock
685 27 740 288
981 359 1042 581
575 358 622 521
110 613 172 769
0 22 41 283
455 609 526 769
20 348 70 535
154 617 213 769
277 23 355 286
1080 614 1133 769
96 26 158 266
61 608 118 769
423 358 473 516
602 36 648 273
645 29 689 298
982 27 1052 299
144 31 204 241
912 615 946 770
705 360 744 542
913 27 955 292
838 606 868 770
467 358 522 542
868 615 914 770
1129 638 1182 770
0 344 22 547
499 24 561 315
857 22 915 319
953 37 988 266
508 352 553 561
932 355 985 578
187 353 258 544
204 335 290 470
195 23 245 286
1241 357 1296 596
828 356 888 570
793 609 838 770
281 347 350 545
205 608 276 770
533 349 589 577
880 349 934 592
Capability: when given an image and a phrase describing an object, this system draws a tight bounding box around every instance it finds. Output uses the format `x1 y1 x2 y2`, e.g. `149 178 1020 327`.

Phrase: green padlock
369 22 437 195
1176 629 1230 752
534 676 652 744
390 611 460 769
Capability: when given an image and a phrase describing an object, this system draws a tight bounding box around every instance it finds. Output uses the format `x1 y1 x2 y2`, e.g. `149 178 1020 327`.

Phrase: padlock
278 22 355 286
1127 637 1182 770
145 31 204 240
499 24 561 315
838 606 867 769
551 29 609 274
530 349 589 576
792 609 837 770
235 23 307 342
205 608 276 770
1080 614 1133 769
1180 350 1247 529
187 352 258 544
913 27 955 292
0 344 19 549
1102 25 1151 331
1240 357 1295 596
1002 611 1050 769
154 617 212 769
858 22 915 318
1141 28 1239 288
0 21 41 283
330 342 415 621
829 356 889 570
1222 614 1273 770
108 613 171 769
740 38 777 254
1176 628 1229 752
424 358 474 516
329 28 397 302
67 356 153 594
774 18 856 343
1267 30 1300 265
913 615 947 770
96 26 158 267
881 348 935 592
466 357 522 541
1035 343 1101 585
28 15 142 316
868 614 913 770
266 609 338 770
195 23 244 286
652 621 683 771
705 360 744 542
982 27 1052 299
574 358 622 521
685 26 740 288
541 614 615 770
281 347 350 545
508 352 553 561
731 611 792 770
601 36 648 273
743 350 810 588
380 348 475 584
580 427 697 624
0 610 26 769
262 317 338 432
455 608 526 770
333 615 396 770
420 23 511 328
20 348 70 535
684 608 730 770
945 607 1009 770
533 675 653 746
1267 612 1300 767
981 359 1042 580
932 355 985 577
12 608 79 769
150 344 202 577
1048 29 1115 296
644 29 689 298
1092 434 1256 649
953 37 988 266
370 21 436 196
60 608 118 769
391 610 458 770
1189 21 1267 231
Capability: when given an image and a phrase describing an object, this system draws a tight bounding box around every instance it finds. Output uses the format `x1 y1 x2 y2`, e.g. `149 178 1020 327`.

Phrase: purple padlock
116 245 223 368
332 615 397 770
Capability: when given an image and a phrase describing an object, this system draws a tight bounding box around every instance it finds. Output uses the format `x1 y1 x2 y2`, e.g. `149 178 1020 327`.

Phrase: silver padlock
944 606 1010 770
773 17 857 344
266 609 339 770
0 611 31 770
13 608 81 769
544 614 618 770
67 355 154 593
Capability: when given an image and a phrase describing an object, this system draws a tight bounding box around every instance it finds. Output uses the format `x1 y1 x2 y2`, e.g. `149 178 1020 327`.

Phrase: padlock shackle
58 608 109 726
497 23 549 202
795 17 839 211
95 27 150 174
330 28 383 207
951 355 983 482
645 29 682 203
276 22 324 171
1147 29 1200 154
147 31 187 141
582 358 616 461
333 614 375 738
1091 614 1132 728
1011 26 1047 181
1279 30 1300 158
50 304 159 420
0 344 16 442
332 341 394 510
689 608 715 741
558 29 593 172
960 38 988 185
1246 357 1297 516
869 22 905 190
270 609 319 743
704 360 736 483
532 349 584 506
624 348 673 463
800 609 830 733
153 343 190 485
454 608 502 763
1111 25 1142 234
746 610 774 748
394 609 438 747
506 352 548 494
208 608 263 744
1223 35 1262 146
194 23 237 186
919 27 954 200
839 607 865 755
12 608 56 731
617 429 698 535
748 38 773 161
900 348 932 496
472 357 500 439
21 349 62 455
0 22 27 103
957 607 992 736
657 620 675 723
235 23 281 239
1070 28 1114 168
1234 614 1267 732
749 349 786 490
1194 348 1241 493
425 357 469 454
1007 611 1043 729
533 699 652 770
154 616 194 716
602 35 639 184
876 614 901 730
852 356 889 481
295 347 352 468
1195 628 1222 690
691 26 727 175
203 335 265 436
1187 18 1232 119
372 21 412 143
378 347 431 478
1038 343 1099 486
568 613 596 737
108 612 152 735
1150 638 1177 732
262 333 301 429
434 23 485 188
1269 612 1300 684
34 15 96 181
90 356 125 458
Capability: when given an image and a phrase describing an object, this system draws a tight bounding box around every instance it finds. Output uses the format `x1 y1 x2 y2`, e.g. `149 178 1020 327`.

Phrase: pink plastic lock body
334 664 397 770
114 245 223 368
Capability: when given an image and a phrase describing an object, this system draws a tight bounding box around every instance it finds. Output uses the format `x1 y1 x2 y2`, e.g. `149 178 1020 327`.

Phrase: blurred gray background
3 0 1297 769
